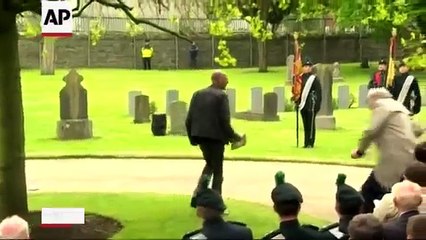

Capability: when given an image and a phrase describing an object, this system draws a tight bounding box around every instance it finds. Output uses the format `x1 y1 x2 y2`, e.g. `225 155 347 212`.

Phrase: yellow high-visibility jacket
141 47 153 58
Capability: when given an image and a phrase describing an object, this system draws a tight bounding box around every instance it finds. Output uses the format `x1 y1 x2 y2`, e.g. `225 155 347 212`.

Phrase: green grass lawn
22 64 426 165
29 193 328 239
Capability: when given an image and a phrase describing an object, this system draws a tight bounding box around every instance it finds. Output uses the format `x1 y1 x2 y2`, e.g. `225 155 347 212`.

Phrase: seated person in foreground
262 171 335 240
0 215 30 239
320 174 364 239
373 162 426 222
182 175 253 240
406 215 426 240
415 141 426 163
348 214 384 240
383 180 422 240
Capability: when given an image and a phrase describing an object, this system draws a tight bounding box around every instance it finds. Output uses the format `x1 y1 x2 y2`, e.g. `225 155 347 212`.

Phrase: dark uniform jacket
389 72 421 114
262 219 336 240
383 210 419 240
320 216 354 240
186 86 238 145
297 73 322 113
182 219 253 240
368 70 387 89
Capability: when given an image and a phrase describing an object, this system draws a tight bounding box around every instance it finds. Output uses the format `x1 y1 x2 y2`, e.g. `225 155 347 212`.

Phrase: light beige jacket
358 98 417 188
373 187 426 222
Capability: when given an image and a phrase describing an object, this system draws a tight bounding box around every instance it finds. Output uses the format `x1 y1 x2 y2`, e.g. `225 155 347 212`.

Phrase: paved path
26 159 371 221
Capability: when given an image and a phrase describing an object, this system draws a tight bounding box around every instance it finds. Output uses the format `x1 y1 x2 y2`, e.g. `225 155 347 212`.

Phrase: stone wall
18 33 401 69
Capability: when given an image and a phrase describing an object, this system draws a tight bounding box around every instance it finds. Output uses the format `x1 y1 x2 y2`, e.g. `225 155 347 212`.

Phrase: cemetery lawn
29 192 328 239
22 64 426 165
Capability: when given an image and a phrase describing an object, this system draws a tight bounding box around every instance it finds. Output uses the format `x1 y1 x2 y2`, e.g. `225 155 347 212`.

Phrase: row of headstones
128 90 189 135
128 85 426 122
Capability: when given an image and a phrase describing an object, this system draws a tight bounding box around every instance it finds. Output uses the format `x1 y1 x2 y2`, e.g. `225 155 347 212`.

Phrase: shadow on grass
41 136 103 141
27 211 123 240
239 69 281 74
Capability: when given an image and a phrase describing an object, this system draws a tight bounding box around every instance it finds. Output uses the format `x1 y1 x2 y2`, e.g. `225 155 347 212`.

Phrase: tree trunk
0 10 29 219
40 37 55 75
258 40 268 72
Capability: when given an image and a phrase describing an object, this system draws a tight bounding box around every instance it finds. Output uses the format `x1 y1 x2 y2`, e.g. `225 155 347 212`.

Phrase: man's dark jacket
383 210 419 240
186 86 238 145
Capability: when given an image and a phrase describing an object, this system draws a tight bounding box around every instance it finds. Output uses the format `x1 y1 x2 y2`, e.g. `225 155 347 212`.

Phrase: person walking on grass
186 70 243 210
351 87 417 213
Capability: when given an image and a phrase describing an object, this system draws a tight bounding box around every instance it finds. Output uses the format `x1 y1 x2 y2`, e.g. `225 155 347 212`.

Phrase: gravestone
286 55 295 84
166 89 179 115
169 101 187 135
332 62 343 81
314 64 336 130
273 86 285 112
151 114 167 136
360 58 369 68
56 69 93 140
263 92 279 121
226 88 236 116
337 85 350 109
358 84 368 108
134 95 150 123
128 90 141 117
251 87 263 114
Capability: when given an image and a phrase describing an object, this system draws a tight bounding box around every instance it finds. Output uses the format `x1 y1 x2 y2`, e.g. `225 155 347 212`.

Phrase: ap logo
41 0 73 37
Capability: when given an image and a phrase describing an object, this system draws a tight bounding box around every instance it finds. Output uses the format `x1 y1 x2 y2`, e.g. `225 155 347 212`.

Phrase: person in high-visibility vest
141 42 154 70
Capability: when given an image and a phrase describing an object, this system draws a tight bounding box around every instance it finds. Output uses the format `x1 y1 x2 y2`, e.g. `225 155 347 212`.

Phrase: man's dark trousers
301 109 316 147
190 57 197 69
143 57 151 70
360 171 391 213
195 139 225 194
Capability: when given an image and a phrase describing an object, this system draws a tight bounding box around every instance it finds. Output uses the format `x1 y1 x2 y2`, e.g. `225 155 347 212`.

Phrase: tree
328 0 425 68
207 0 293 72
0 0 193 219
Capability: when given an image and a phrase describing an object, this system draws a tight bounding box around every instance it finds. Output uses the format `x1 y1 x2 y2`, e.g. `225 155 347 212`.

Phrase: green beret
335 174 364 207
196 175 226 212
271 171 303 203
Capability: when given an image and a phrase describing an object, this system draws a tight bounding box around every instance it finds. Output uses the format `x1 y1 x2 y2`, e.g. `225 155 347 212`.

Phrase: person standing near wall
189 42 199 69
141 41 154 70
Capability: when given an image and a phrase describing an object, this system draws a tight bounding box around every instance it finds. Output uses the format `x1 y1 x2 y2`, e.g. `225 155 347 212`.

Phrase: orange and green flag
291 33 303 102
386 29 397 88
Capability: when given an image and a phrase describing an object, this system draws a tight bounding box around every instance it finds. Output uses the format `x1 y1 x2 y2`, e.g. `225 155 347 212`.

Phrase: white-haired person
383 180 421 240
0 215 29 239
351 87 417 213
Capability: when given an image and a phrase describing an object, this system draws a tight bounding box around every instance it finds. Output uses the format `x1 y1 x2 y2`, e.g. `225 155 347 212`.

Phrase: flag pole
291 32 302 148
386 28 397 88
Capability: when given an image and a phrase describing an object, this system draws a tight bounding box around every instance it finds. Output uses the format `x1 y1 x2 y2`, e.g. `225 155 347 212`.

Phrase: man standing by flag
390 62 422 115
367 59 388 89
296 60 322 148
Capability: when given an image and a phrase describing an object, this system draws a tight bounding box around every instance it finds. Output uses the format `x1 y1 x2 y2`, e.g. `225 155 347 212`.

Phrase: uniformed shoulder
301 224 320 231
182 229 207 240
320 222 339 232
227 220 247 227
261 229 285 240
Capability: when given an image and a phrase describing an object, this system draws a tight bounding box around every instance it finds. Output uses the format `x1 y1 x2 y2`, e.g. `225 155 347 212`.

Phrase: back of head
335 174 364 216
392 180 422 210
367 87 392 101
195 175 226 220
407 214 426 239
348 214 383 240
415 142 426 163
271 171 303 217
404 162 426 187
0 215 29 239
